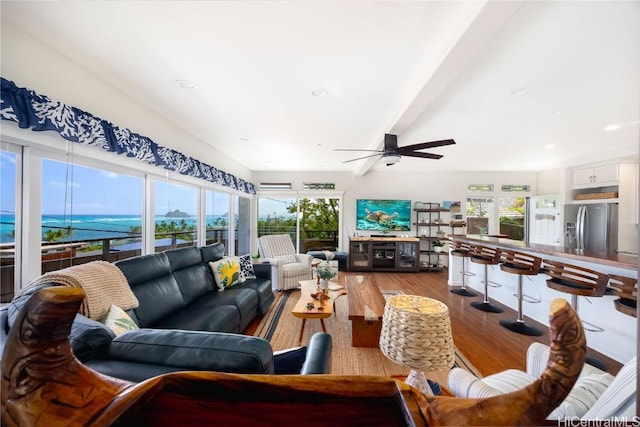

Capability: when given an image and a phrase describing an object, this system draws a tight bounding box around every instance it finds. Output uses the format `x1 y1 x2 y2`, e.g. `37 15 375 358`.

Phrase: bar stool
544 260 610 370
499 250 542 336
469 245 503 313
543 260 609 329
608 274 637 318
449 240 477 297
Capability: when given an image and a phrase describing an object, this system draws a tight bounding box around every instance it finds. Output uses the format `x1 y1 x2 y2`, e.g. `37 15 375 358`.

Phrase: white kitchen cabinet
572 163 619 188
617 162 639 254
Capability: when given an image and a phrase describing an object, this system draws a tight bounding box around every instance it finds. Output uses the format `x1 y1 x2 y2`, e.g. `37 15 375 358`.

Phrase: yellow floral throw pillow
101 304 139 336
210 257 245 290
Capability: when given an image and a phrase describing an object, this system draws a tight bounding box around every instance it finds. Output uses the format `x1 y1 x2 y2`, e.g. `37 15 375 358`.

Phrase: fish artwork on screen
356 199 411 231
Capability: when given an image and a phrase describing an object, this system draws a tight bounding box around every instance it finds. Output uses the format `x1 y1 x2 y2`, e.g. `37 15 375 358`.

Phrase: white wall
0 21 252 182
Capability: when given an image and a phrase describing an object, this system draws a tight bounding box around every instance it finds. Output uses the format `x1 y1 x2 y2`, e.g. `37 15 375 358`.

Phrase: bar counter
449 234 637 270
446 234 637 364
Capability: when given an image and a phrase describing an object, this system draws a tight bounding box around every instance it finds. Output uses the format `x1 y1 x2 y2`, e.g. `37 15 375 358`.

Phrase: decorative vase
433 246 442 253
320 279 330 291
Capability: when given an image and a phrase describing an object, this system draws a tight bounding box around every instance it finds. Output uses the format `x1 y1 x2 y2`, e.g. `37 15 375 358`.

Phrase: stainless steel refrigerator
564 203 618 253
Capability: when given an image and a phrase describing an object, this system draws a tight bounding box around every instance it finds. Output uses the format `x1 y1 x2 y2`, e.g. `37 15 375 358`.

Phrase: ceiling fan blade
384 134 398 151
342 153 382 163
333 149 383 153
398 139 456 153
401 151 443 160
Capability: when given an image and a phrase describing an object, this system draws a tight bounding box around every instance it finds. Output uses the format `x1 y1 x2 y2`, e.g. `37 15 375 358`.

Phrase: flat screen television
356 199 411 231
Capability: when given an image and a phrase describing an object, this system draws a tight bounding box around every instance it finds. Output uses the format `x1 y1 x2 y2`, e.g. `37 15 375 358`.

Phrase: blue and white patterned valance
0 77 256 195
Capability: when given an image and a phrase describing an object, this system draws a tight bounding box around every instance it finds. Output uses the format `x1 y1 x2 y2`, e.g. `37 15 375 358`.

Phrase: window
257 196 297 244
154 180 198 252
499 196 527 241
206 190 230 247
41 158 143 271
466 196 494 235
298 197 340 253
1 148 17 300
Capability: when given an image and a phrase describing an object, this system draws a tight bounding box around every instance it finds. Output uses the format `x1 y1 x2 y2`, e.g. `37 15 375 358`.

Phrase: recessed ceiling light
509 86 531 96
543 144 556 149
175 79 198 89
604 124 621 132
240 137 249 142
550 110 563 116
311 89 328 98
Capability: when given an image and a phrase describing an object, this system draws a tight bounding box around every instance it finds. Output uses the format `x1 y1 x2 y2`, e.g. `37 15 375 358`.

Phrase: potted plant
432 240 446 253
316 261 338 289
436 229 446 239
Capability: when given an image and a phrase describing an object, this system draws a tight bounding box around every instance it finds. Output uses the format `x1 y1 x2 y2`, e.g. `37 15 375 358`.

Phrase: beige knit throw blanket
19 261 138 321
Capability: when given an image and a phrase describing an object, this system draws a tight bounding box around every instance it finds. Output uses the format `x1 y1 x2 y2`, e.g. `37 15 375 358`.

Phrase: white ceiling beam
353 0 523 177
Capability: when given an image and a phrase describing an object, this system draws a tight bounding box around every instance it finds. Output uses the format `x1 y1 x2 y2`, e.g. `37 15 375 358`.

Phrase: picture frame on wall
443 201 461 212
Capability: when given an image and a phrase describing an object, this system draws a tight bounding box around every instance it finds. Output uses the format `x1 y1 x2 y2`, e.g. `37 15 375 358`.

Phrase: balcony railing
0 229 231 303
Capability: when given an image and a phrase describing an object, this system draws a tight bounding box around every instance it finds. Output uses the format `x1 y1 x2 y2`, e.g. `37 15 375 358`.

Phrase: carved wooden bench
1 286 586 426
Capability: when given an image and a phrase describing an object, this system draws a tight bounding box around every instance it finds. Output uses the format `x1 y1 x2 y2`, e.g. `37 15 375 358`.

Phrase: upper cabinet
572 163 619 188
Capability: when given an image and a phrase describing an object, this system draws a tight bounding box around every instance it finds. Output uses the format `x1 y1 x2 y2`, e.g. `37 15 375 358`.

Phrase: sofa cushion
210 257 245 290
282 262 311 277
548 372 614 420
233 277 275 315
153 302 241 333
200 242 226 264
166 246 213 304
582 357 637 419
106 329 275 375
275 254 298 264
115 253 186 327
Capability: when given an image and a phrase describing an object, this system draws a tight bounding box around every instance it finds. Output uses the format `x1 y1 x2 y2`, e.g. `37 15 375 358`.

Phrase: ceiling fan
335 134 456 166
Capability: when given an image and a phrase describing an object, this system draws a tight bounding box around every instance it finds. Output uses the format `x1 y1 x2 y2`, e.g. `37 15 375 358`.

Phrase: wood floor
343 270 622 377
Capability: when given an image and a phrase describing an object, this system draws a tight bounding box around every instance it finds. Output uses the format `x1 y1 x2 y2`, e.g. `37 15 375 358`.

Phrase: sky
1 155 233 216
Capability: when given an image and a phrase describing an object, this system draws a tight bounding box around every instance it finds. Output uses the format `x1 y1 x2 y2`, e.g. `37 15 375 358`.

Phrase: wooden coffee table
293 280 343 345
346 275 386 347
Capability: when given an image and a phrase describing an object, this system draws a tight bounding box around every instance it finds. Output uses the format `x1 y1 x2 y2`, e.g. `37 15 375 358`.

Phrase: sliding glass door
257 195 341 253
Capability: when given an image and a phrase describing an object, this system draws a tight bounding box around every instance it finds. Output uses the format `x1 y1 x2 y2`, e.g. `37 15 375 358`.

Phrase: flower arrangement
316 261 337 281
432 240 446 247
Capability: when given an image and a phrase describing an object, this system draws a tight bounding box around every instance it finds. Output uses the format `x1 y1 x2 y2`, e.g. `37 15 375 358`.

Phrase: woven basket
575 192 618 200
379 295 455 371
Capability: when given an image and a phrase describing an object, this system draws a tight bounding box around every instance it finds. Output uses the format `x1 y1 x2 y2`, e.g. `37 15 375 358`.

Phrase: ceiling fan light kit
335 133 456 166
381 154 401 166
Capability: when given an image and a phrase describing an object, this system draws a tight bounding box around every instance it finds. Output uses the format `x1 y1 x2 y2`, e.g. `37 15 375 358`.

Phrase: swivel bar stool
544 260 609 370
499 250 543 336
449 240 477 297
543 260 609 331
608 274 637 318
469 245 503 313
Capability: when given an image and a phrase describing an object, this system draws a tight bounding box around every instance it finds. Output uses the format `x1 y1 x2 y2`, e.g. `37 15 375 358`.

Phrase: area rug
252 288 482 379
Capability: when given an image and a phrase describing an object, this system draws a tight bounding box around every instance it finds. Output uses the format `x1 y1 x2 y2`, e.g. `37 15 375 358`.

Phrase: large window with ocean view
154 180 198 252
1 148 17 301
41 158 143 271
206 190 230 248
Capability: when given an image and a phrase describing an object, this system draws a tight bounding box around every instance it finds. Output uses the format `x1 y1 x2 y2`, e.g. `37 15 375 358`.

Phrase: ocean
0 214 227 244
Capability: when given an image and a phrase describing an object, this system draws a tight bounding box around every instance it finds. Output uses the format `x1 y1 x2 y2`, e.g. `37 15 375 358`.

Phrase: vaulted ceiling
2 1 638 175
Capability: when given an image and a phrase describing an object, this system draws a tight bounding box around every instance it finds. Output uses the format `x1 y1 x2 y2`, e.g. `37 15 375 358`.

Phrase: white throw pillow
100 304 139 336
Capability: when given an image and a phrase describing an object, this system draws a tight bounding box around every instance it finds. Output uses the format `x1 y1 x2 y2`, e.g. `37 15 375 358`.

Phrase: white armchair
258 234 313 291
448 342 636 420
